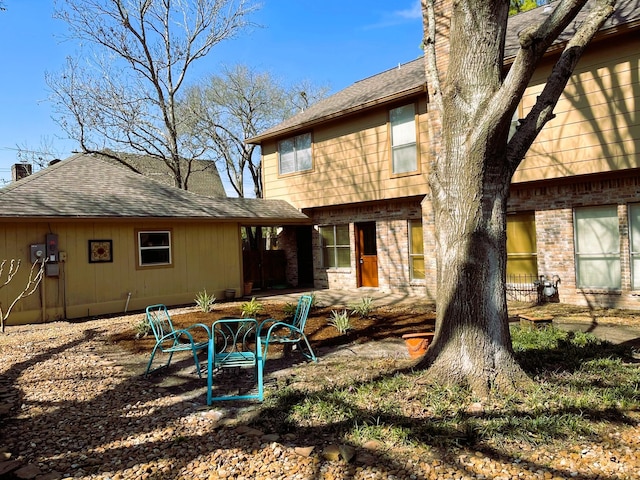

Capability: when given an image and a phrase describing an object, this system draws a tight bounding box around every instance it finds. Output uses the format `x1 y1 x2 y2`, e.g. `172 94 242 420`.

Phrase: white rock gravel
1 314 640 480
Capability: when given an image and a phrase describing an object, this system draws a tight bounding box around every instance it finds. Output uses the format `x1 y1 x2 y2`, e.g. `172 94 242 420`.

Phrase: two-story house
248 1 640 309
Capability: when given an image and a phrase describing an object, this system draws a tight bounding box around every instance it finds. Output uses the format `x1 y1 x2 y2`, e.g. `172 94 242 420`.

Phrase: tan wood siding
263 98 431 209
514 37 640 182
0 220 242 325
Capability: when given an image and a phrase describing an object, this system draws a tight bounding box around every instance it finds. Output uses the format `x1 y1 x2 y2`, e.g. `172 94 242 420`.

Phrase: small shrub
282 302 297 318
350 296 375 318
328 309 352 334
194 289 216 313
306 291 319 309
241 297 264 317
134 318 151 339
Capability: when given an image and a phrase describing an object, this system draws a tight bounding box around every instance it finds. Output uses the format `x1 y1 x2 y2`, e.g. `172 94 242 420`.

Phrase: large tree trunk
418 0 616 396
420 146 530 396
417 0 530 396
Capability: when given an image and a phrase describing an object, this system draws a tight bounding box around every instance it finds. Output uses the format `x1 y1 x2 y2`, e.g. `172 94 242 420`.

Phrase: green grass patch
252 325 640 452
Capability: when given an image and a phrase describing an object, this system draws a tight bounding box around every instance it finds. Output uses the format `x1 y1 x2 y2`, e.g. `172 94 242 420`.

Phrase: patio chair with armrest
144 304 210 378
257 294 317 366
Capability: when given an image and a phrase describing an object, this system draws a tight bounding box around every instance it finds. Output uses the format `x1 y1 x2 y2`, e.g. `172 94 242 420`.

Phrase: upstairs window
137 230 172 267
278 133 312 175
390 104 418 174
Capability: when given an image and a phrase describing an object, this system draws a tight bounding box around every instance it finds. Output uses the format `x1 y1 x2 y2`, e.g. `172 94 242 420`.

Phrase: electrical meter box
30 244 46 263
46 233 59 262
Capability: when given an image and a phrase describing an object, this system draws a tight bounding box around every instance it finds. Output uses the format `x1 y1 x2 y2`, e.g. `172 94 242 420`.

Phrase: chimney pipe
11 163 32 182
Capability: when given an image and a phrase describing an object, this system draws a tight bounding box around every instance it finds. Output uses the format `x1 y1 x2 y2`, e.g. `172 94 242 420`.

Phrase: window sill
390 170 421 179
577 288 621 295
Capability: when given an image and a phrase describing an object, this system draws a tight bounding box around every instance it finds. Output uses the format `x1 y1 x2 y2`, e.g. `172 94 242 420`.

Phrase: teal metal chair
144 304 210 378
207 318 263 403
257 294 317 365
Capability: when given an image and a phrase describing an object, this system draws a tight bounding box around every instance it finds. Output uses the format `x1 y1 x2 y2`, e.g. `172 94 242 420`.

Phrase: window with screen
320 225 350 268
574 206 620 289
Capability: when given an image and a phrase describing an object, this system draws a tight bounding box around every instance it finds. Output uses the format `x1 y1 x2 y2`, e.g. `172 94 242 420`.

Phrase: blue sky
0 1 423 184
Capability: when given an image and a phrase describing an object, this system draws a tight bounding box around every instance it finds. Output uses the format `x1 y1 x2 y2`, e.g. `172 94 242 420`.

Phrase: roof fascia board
0 216 311 224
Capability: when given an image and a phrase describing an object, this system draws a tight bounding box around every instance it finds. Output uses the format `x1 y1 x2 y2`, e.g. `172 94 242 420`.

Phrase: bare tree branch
0 259 47 333
48 0 258 191
180 64 329 198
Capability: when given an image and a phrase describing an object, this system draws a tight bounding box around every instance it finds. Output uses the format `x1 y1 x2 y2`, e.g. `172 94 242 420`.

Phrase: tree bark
418 0 615 396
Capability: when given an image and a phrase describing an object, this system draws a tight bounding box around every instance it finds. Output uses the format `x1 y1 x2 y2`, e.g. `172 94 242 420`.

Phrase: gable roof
96 151 227 198
0 153 309 225
247 57 426 144
247 0 640 144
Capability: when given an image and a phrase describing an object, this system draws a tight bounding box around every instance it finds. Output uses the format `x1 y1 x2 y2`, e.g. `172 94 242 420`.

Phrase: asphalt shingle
247 0 639 144
0 153 309 224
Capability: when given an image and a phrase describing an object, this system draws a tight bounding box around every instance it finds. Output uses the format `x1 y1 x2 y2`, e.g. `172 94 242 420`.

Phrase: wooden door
356 222 378 287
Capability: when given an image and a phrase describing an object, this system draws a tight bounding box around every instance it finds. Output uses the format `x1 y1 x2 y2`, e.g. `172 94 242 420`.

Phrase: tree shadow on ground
1 311 639 479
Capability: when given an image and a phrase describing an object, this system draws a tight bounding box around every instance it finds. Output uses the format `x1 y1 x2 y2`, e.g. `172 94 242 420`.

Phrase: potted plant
401 332 435 358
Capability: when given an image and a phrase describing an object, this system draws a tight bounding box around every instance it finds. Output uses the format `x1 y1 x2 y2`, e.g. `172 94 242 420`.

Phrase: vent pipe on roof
49 159 62 166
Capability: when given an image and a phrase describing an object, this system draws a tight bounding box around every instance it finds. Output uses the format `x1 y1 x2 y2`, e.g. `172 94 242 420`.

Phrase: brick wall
509 173 640 309
277 227 299 287
305 199 427 295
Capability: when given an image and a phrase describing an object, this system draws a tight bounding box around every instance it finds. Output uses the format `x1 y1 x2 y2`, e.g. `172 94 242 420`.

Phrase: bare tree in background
181 64 329 198
15 138 64 172
418 0 616 396
0 259 46 333
47 0 257 190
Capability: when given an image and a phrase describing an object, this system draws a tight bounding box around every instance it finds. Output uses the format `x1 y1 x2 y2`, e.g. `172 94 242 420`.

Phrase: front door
356 222 378 287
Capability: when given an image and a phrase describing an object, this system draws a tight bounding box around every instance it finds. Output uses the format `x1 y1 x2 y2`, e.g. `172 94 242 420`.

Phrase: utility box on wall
30 244 46 263
45 233 60 277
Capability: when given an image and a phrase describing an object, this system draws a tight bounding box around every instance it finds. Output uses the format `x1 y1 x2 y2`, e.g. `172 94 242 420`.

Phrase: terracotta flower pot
401 332 434 358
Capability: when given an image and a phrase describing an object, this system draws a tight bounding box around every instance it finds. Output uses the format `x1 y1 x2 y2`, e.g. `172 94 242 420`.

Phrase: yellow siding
514 36 640 182
263 97 431 209
0 220 242 325
264 35 639 207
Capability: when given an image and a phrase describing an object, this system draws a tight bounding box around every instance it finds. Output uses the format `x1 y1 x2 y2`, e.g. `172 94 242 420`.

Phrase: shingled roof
0 153 309 225
247 0 639 144
96 151 227 198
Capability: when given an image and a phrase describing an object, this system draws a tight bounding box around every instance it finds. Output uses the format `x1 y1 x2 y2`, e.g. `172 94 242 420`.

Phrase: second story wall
260 30 639 208
514 32 639 183
262 96 431 209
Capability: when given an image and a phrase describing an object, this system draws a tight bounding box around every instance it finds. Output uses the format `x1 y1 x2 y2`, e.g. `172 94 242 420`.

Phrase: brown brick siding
303 199 427 295
277 227 299 287
509 173 640 309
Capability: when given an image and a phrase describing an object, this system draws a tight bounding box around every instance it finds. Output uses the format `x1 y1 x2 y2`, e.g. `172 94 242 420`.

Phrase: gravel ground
1 310 640 480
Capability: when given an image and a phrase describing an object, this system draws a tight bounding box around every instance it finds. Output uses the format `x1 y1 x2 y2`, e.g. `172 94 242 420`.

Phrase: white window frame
390 104 418 175
409 219 425 280
278 132 312 175
628 204 640 289
574 206 620 289
320 224 350 268
137 230 172 267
